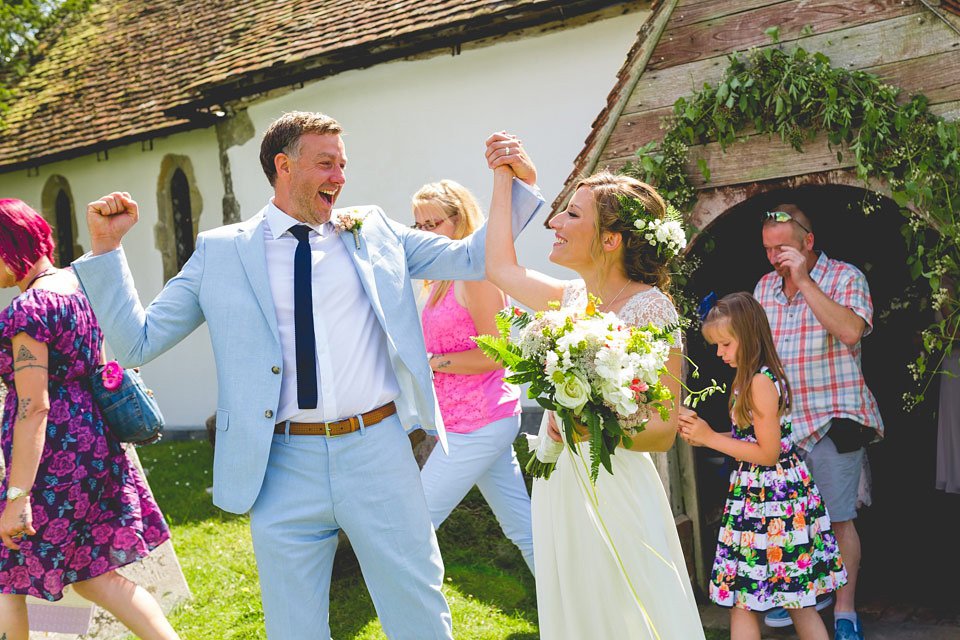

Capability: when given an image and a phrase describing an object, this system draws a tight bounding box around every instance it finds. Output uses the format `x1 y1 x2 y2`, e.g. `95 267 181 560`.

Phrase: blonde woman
414 180 534 573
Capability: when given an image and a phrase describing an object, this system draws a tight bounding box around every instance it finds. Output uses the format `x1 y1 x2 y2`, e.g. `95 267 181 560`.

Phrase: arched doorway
684 182 955 607
40 175 82 266
156 154 203 282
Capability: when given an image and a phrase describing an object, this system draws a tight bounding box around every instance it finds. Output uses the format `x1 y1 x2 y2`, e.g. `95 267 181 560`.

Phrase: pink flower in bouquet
629 378 649 398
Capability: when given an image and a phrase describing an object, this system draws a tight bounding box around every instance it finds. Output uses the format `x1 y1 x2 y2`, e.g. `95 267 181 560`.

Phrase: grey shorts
801 429 864 522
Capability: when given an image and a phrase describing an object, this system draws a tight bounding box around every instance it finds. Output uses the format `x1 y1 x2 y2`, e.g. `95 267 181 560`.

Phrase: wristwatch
5 486 29 502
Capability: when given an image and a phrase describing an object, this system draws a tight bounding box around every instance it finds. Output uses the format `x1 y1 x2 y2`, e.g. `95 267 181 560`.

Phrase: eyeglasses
411 212 458 231
764 210 810 235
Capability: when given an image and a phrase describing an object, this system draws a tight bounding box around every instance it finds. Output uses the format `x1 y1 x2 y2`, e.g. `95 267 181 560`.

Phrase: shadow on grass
328 544 380 638
137 440 247 526
327 486 540 638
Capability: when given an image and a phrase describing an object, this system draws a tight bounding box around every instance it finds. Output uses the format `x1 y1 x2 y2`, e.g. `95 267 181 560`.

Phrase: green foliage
0 0 93 119
138 439 539 639
622 43 960 410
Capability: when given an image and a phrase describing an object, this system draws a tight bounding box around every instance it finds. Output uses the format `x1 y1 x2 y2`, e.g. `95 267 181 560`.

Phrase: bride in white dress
483 134 705 640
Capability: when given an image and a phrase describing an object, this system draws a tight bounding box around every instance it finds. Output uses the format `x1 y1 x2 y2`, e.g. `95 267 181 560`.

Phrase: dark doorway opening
683 183 956 608
171 168 195 271
54 189 73 266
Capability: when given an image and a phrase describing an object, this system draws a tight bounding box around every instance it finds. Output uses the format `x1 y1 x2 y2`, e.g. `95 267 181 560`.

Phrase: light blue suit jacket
73 180 543 514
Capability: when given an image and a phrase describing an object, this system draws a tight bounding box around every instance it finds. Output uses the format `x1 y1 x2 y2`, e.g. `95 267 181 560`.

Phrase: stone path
699 600 960 639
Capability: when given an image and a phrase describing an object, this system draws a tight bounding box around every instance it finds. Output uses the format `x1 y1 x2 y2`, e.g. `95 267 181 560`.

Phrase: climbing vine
622 42 960 410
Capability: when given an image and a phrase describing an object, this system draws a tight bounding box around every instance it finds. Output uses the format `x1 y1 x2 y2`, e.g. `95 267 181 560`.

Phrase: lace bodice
561 280 682 343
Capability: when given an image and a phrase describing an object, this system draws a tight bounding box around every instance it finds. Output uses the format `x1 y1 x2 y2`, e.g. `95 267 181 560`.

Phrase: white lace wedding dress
532 281 705 640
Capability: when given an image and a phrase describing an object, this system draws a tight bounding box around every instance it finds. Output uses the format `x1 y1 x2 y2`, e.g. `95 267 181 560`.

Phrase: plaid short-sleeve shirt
753 252 884 452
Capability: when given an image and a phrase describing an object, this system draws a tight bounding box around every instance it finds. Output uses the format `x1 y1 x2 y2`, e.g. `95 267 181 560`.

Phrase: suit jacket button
265 409 274 418
271 366 280 374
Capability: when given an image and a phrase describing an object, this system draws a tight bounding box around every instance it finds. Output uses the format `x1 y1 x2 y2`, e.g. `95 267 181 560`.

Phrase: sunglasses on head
764 210 810 235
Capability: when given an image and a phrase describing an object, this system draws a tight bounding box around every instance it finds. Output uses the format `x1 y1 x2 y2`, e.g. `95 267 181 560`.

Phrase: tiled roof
0 0 626 172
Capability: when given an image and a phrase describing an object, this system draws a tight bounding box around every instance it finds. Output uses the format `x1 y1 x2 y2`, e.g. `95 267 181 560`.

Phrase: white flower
594 345 631 382
602 383 639 417
544 350 561 377
554 373 590 414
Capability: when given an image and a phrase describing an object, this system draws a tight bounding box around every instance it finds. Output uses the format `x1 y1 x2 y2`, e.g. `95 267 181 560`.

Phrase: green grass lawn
137 437 727 639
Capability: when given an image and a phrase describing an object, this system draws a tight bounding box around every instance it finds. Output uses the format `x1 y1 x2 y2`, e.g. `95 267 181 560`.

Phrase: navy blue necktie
289 225 318 409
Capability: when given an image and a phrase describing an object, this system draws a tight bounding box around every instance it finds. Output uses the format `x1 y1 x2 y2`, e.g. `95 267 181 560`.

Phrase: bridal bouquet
475 299 680 482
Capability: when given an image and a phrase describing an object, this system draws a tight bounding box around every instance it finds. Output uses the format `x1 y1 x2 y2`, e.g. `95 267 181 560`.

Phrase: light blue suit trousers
73 179 544 639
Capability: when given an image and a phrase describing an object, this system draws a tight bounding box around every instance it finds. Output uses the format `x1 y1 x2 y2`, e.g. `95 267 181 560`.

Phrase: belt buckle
324 421 333 437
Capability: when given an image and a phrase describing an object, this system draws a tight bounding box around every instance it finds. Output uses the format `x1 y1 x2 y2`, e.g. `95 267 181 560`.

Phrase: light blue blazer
73 180 543 514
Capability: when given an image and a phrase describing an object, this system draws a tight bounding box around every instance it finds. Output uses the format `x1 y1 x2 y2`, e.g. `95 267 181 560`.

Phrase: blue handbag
91 361 165 445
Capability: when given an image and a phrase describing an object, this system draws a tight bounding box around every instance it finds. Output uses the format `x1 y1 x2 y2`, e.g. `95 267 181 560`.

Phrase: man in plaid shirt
753 204 882 640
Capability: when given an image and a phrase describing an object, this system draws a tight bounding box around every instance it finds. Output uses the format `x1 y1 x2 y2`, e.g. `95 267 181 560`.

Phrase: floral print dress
709 367 847 611
0 288 170 601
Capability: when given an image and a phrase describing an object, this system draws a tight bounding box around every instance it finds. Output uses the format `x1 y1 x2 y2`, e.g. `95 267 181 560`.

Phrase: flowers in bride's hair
617 194 687 259
335 208 367 249
632 214 686 258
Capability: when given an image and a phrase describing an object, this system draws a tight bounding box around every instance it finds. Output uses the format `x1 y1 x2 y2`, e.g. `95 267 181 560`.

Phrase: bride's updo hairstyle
576 172 672 292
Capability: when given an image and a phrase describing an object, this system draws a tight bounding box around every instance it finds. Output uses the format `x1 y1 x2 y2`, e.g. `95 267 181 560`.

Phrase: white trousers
420 414 535 573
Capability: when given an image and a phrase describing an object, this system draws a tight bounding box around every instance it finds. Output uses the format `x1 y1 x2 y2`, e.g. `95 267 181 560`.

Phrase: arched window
156 155 202 283
41 176 81 266
54 189 74 266
170 168 195 270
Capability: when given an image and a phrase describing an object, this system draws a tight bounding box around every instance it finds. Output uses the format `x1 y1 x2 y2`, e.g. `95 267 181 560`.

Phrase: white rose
554 373 591 414
602 383 639 417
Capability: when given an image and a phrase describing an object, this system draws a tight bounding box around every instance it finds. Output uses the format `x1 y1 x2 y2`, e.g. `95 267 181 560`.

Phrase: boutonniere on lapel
334 209 367 250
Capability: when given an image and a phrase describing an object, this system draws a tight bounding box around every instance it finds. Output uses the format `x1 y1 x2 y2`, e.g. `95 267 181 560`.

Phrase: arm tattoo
18 397 31 421
435 357 452 370
14 363 48 372
15 344 37 362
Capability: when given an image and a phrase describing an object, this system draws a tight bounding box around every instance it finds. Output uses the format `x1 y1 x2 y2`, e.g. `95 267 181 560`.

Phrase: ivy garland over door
624 41 960 410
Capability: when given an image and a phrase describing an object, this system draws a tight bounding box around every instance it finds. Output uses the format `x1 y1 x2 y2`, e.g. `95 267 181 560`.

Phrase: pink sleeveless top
421 283 521 433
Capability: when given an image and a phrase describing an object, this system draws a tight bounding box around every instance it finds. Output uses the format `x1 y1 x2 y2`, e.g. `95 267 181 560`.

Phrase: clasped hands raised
484 131 537 185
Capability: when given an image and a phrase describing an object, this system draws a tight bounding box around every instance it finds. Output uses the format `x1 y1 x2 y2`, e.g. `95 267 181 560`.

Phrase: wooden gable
556 0 960 212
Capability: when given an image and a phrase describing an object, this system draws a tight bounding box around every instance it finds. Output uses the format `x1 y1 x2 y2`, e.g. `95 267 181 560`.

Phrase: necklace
25 267 58 290
600 280 630 311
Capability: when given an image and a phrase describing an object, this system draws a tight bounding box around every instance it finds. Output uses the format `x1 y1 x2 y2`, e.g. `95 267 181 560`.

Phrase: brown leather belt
274 402 397 436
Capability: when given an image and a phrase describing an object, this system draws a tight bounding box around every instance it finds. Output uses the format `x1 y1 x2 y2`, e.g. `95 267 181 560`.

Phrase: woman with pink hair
0 199 178 640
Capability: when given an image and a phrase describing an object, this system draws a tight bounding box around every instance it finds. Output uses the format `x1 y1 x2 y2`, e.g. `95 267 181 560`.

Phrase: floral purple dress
0 288 170 601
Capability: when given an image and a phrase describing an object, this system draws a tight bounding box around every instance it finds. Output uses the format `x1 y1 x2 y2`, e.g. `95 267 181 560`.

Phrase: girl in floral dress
0 199 178 640
679 292 846 640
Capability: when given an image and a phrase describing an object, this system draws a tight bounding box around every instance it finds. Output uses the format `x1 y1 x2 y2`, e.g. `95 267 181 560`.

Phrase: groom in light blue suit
74 111 543 639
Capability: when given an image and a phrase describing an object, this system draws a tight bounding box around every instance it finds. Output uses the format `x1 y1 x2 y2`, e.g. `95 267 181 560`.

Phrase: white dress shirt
263 201 400 424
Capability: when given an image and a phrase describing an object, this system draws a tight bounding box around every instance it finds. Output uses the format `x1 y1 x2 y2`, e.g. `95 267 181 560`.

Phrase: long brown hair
561 172 673 296
702 292 791 428
412 180 485 306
